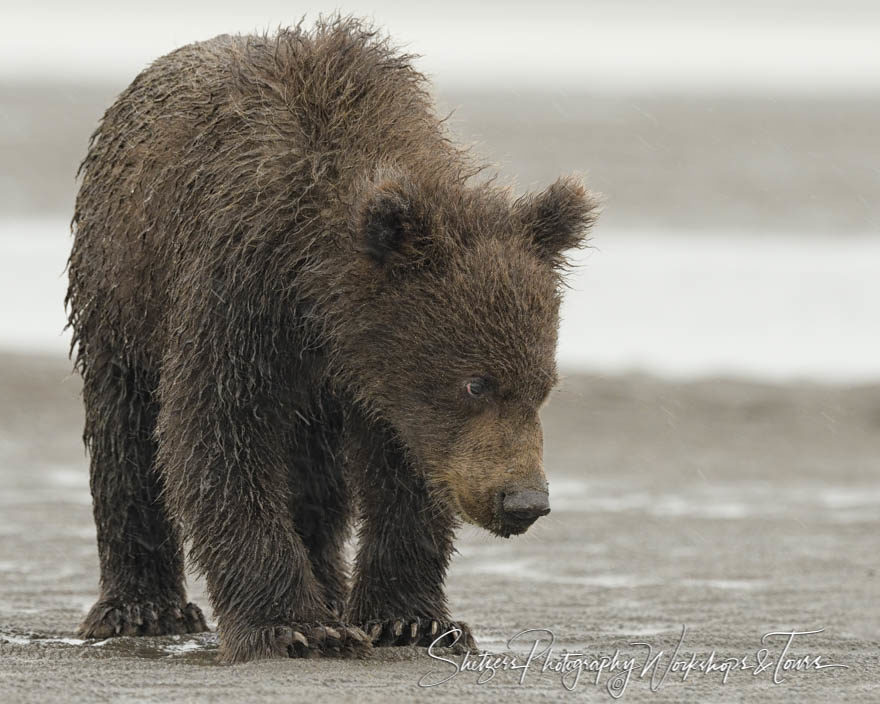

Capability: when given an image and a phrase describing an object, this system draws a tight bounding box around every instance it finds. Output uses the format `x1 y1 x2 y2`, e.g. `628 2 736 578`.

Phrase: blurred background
2 0 879 378
1 2 878 701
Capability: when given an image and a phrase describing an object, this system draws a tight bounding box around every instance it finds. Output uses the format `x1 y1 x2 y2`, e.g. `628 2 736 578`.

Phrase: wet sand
0 351 878 702
2 80 879 234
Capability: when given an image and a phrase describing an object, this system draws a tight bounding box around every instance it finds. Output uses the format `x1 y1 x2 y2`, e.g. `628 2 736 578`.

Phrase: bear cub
67 17 599 662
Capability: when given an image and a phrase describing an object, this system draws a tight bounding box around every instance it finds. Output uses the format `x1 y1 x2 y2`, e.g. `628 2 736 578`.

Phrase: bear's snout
497 488 551 535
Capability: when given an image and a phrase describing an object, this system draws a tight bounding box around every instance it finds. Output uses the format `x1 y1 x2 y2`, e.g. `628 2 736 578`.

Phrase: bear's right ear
515 176 601 268
357 178 432 269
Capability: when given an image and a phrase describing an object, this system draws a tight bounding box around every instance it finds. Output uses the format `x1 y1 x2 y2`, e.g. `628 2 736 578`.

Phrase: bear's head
346 168 599 538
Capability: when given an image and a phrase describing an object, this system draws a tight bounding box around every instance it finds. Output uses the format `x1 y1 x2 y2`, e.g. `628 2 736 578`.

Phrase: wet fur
67 16 599 662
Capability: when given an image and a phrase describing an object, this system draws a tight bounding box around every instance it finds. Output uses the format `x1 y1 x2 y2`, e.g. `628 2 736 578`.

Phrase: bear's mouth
495 517 536 539
450 493 537 539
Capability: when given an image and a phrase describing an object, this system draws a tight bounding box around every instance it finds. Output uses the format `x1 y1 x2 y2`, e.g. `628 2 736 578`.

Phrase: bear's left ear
356 176 433 269
515 176 601 267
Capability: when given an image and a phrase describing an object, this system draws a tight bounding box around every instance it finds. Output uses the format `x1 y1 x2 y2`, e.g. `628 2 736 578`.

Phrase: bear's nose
502 489 551 522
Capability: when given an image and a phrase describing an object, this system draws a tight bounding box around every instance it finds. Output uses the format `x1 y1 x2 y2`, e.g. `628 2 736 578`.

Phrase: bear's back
68 19 468 364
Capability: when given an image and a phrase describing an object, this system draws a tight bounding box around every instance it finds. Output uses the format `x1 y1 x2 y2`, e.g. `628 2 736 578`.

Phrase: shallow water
3 219 880 382
0 628 221 663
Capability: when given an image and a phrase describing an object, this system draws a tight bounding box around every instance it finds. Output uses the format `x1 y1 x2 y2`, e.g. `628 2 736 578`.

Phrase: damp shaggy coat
67 17 599 662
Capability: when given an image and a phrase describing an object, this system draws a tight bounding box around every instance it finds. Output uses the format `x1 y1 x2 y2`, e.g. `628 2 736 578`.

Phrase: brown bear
66 16 599 662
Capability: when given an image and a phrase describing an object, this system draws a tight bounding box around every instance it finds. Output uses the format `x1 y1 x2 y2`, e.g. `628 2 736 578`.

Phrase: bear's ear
515 176 601 267
357 178 432 268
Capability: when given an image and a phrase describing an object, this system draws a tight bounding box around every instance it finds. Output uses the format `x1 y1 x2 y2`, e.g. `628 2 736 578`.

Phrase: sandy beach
3 80 879 235
0 351 877 702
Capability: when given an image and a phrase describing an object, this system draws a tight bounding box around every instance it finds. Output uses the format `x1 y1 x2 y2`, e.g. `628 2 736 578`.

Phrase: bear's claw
362 617 476 651
79 598 209 638
271 623 372 658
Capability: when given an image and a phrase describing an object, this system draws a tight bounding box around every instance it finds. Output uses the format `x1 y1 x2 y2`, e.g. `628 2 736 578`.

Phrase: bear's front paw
79 598 208 638
223 623 372 662
280 623 373 658
362 617 477 652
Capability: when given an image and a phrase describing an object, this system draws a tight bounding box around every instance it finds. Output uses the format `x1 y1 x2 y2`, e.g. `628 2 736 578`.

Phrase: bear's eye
465 378 490 398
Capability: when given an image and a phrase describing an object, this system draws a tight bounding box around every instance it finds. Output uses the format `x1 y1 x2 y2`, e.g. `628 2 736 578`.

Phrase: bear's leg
346 422 477 652
289 397 350 618
78 352 207 638
156 344 369 662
